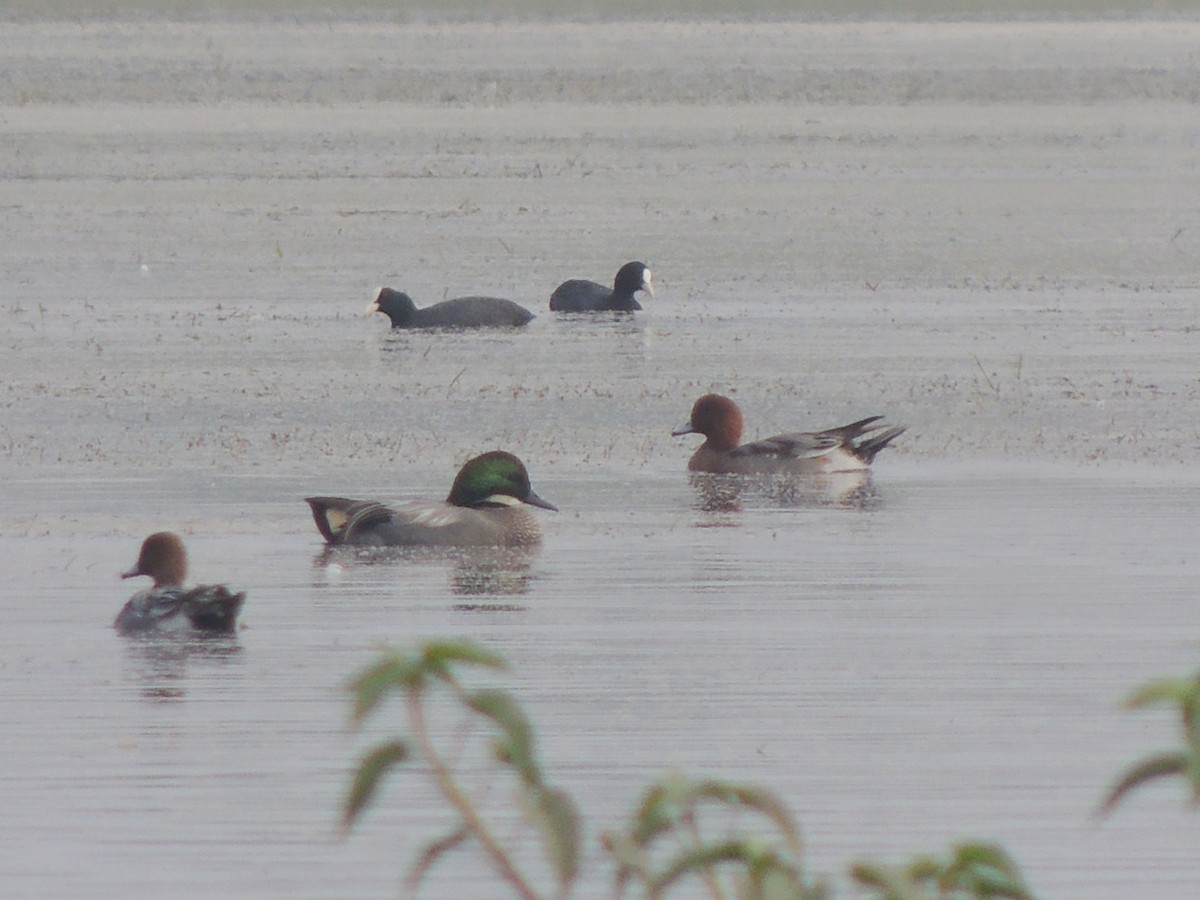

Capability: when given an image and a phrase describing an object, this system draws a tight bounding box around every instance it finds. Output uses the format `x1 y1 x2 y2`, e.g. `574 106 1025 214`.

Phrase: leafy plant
1099 669 1200 814
344 640 580 900
851 843 1038 899
603 772 828 900
344 639 1033 900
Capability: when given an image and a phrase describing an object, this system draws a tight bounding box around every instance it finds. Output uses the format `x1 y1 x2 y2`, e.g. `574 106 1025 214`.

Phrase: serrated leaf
467 688 540 783
347 652 423 724
421 639 508 678
1098 751 1190 814
522 783 582 887
343 739 410 827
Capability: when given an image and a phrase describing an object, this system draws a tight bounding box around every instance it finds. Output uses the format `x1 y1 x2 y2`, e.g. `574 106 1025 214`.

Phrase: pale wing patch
405 505 462 527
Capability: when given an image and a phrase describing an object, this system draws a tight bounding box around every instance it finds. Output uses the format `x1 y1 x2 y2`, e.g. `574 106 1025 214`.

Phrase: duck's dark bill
524 490 558 511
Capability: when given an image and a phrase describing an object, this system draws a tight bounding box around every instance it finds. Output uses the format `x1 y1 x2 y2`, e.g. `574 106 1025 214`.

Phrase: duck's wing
731 431 844 460
183 585 245 633
733 416 890 460
114 587 188 634
305 497 395 545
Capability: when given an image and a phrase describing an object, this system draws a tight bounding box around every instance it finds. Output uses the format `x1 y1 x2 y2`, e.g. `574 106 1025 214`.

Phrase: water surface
3 16 1200 899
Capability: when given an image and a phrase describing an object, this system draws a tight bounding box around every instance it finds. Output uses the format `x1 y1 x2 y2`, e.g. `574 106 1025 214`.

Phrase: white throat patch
483 493 523 507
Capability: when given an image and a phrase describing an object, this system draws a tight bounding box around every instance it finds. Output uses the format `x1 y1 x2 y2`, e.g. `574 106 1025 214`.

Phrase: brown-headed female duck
114 532 245 635
673 393 906 475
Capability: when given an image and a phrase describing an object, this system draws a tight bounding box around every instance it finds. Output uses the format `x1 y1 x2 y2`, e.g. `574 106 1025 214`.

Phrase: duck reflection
688 470 883 514
312 544 538 603
119 633 242 703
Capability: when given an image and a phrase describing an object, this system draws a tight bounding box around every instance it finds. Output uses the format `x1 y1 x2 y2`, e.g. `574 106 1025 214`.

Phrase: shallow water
3 15 1200 900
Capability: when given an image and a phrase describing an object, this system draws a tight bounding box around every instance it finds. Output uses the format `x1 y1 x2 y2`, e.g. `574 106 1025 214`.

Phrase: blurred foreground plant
344 640 579 900
851 843 1037 900
1099 668 1200 814
344 639 1034 900
603 773 828 900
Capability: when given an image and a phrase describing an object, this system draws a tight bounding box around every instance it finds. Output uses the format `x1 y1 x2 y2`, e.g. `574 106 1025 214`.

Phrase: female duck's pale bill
306 450 557 548
114 532 245 635
673 393 906 475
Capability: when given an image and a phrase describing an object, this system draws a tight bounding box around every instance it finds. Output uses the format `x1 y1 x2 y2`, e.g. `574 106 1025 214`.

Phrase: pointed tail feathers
852 424 907 464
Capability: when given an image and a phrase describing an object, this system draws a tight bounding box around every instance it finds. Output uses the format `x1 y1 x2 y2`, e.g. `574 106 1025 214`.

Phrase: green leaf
651 839 750 894
1098 751 1190 814
466 688 540 783
1125 677 1198 710
522 783 583 888
629 782 675 844
404 826 470 894
422 639 508 679
343 739 410 827
849 861 931 900
755 862 828 900
601 830 652 896
628 775 802 858
347 652 423 724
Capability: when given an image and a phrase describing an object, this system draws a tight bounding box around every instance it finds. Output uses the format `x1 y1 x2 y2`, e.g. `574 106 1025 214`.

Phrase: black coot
549 261 653 312
370 288 535 329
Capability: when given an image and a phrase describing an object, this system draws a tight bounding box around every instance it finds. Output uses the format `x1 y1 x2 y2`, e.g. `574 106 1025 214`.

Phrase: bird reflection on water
687 470 885 515
118 634 243 703
312 544 538 606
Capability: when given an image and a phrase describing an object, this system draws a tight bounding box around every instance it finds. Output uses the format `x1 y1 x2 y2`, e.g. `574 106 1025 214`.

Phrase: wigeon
114 532 245 635
673 393 906 475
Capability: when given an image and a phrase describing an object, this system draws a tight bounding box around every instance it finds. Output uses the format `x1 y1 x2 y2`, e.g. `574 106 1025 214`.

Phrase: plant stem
683 812 726 900
408 690 542 900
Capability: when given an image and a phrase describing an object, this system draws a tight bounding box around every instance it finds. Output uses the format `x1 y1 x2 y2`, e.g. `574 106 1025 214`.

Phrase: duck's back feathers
736 416 886 460
305 496 544 547
114 585 244 636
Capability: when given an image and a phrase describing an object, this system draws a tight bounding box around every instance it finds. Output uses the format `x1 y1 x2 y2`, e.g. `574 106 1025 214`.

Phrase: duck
114 532 245 635
306 450 556 547
549 261 653 312
672 393 906 475
370 288 534 329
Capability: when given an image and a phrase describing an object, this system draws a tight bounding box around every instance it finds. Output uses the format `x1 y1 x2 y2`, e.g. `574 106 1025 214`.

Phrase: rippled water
3 14 1200 900
6 466 1200 897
